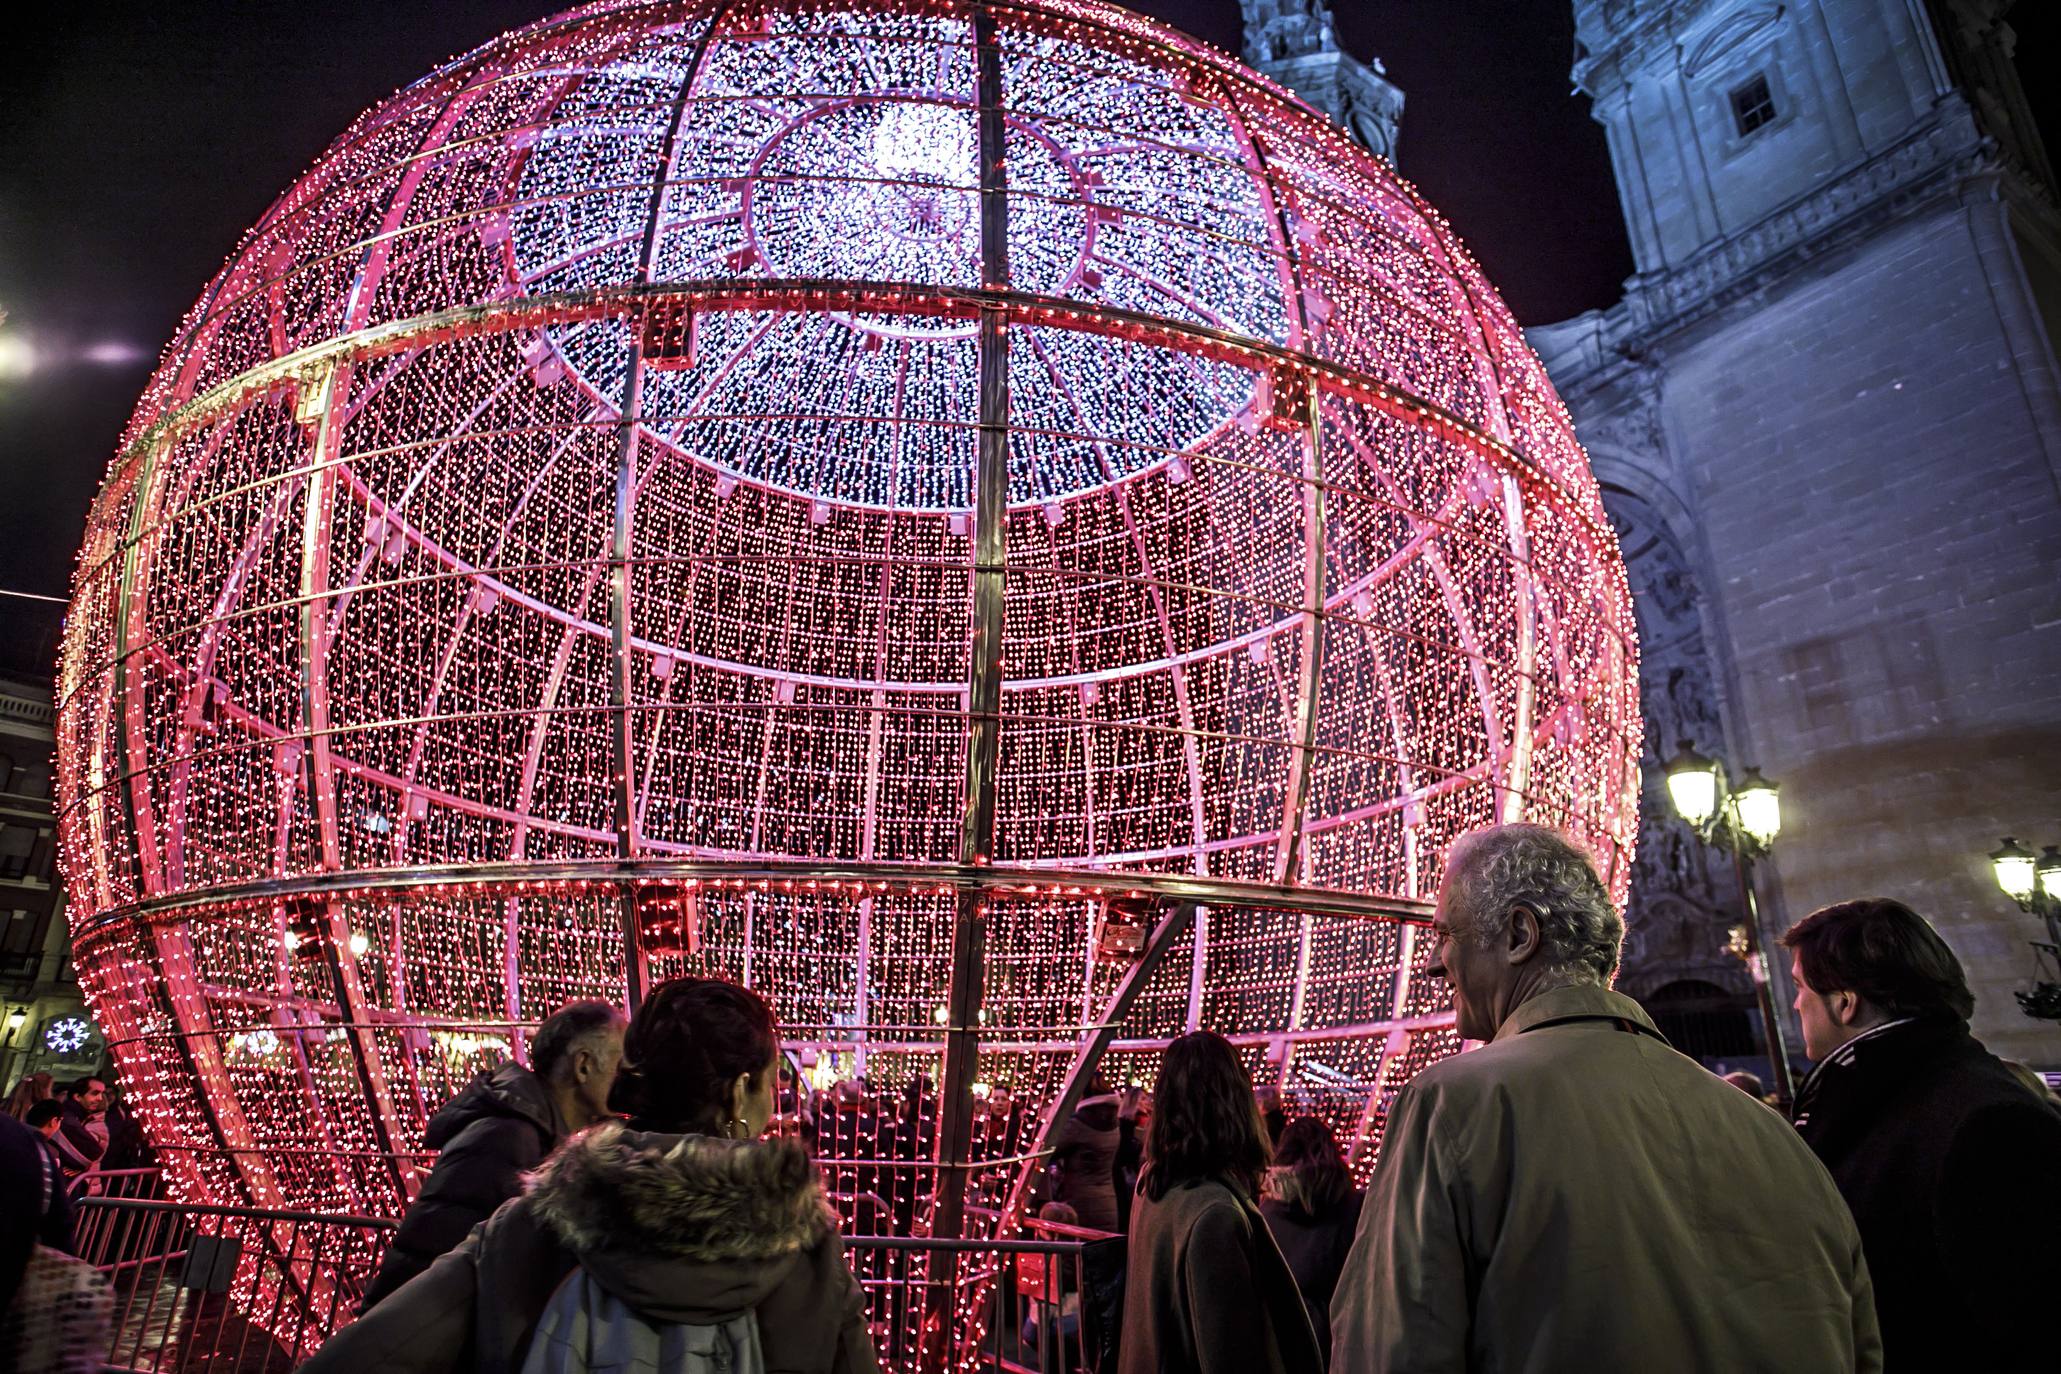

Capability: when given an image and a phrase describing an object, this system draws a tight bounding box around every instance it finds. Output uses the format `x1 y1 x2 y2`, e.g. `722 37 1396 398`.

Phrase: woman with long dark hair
303 977 879 1374
1117 1032 1320 1374
1258 1116 1364 1364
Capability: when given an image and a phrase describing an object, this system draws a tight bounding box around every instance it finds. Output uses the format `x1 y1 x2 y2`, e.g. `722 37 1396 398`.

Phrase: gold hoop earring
726 1117 750 1140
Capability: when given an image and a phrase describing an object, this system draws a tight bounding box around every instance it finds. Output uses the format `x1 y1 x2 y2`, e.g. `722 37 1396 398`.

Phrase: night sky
0 1 2050 676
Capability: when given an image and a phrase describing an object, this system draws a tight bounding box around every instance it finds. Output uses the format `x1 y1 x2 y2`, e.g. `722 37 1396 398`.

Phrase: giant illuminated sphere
57 0 1638 1352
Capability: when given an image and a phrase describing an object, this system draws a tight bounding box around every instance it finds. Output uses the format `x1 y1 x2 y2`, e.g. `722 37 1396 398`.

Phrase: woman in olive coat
1117 1033 1320 1374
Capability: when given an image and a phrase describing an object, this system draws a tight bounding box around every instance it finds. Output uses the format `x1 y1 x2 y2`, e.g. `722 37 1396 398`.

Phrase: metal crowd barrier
70 1166 167 1200
73 1195 1093 1373
75 1196 396 1373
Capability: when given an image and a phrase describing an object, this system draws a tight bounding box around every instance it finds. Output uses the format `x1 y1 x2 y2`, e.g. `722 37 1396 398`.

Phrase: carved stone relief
1599 479 1751 1005
1241 0 1341 65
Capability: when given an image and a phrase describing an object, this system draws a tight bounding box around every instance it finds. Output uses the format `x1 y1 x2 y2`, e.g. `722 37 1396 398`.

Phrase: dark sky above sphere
0 2 2051 676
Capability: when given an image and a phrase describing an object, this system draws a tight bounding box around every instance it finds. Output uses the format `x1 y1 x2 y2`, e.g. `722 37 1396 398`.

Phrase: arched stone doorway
1642 978 1758 1064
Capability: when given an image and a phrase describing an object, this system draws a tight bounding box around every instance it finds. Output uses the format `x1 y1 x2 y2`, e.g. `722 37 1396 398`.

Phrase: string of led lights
55 1 1640 1363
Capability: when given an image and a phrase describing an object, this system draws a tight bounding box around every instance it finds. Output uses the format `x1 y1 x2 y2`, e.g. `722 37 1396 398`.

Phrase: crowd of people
0 1073 139 1371
6 819 2060 1372
2 1070 152 1185
305 976 879 1374
1116 824 2061 1374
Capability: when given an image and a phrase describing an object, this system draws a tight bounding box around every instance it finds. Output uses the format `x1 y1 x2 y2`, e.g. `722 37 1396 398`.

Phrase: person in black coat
1049 1078 1123 1233
358 1000 624 1311
1112 1086 1147 1232
2 1109 74 1306
1782 897 2061 1370
1257 1116 1362 1365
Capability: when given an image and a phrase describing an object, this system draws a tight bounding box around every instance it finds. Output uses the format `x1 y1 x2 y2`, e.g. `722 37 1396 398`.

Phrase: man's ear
1505 904 1543 965
1834 991 1868 1027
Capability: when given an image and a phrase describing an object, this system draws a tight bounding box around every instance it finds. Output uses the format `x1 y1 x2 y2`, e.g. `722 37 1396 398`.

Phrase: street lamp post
1664 740 1796 1109
1988 838 2061 1020
2 1006 28 1095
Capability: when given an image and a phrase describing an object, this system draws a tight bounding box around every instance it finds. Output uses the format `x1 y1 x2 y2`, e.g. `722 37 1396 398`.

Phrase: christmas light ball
56 0 1638 1349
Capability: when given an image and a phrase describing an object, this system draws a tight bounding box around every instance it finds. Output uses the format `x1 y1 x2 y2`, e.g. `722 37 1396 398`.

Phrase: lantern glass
2037 848 2061 902
1992 839 2037 902
1730 770 1781 848
1666 741 1721 828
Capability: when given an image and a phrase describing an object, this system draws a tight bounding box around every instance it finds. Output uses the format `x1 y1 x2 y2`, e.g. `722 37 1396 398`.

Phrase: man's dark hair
611 978 778 1134
530 1001 621 1082
66 1077 105 1100
25 1100 61 1128
1142 1031 1271 1202
1779 897 1975 1023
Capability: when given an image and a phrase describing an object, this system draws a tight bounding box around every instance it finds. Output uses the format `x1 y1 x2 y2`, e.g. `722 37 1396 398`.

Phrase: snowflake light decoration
54 1 1639 1361
45 1016 94 1056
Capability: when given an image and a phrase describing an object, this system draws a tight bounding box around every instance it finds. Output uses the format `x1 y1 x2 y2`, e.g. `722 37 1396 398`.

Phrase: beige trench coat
1331 985 1881 1373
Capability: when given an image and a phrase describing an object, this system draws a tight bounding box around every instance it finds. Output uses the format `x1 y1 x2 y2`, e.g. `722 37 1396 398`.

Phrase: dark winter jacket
1112 1116 1143 1233
361 1063 563 1311
1048 1100 1120 1232
1258 1187 1362 1364
1118 1175 1322 1374
304 1123 878 1374
1794 1015 2061 1370
1 1112 73 1309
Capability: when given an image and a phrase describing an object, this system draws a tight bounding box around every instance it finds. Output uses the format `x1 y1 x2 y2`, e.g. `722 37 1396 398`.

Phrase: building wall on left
1 672 98 1094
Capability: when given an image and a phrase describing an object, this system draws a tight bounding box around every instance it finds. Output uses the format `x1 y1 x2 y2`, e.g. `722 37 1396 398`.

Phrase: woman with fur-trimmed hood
302 978 878 1374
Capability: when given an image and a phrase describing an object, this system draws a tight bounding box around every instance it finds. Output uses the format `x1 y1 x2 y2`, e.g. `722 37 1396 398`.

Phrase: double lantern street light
1988 838 2061 1021
1663 740 1795 1108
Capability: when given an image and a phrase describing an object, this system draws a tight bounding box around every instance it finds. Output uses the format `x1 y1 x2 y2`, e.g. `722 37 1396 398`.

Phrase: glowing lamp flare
1727 768 1781 848
1991 838 2038 903
1664 740 1721 828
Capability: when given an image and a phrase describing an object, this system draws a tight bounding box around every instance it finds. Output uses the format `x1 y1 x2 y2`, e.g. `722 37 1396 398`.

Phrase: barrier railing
75 1197 396 1373
72 1166 167 1200
74 1196 1094 1373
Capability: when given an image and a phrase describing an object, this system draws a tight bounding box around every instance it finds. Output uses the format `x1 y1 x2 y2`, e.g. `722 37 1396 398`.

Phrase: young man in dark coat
1784 897 2061 1370
359 1000 625 1310
48 1077 108 1182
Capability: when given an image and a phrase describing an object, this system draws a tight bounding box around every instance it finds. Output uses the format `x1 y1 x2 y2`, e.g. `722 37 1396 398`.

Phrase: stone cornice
1533 100 2029 399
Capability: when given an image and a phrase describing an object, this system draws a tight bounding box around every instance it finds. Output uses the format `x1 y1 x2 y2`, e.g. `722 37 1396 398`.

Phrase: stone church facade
1248 0 2061 1064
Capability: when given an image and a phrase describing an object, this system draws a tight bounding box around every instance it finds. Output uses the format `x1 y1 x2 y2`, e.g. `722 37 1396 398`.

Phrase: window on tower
1730 74 1777 137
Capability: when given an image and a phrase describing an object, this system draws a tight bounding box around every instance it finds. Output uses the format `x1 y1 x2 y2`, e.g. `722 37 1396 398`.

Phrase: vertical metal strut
298 361 413 1202
108 436 254 1201
610 2 736 1013
934 0 1012 1257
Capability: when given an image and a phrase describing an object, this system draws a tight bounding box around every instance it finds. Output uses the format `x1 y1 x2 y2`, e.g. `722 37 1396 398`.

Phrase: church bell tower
1238 0 1405 162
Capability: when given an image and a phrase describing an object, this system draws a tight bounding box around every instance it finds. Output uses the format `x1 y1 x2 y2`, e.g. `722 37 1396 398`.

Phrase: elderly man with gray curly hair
1330 823 1881 1373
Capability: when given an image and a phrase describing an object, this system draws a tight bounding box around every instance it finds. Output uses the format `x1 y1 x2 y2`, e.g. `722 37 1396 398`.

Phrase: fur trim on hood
526 1123 835 1265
